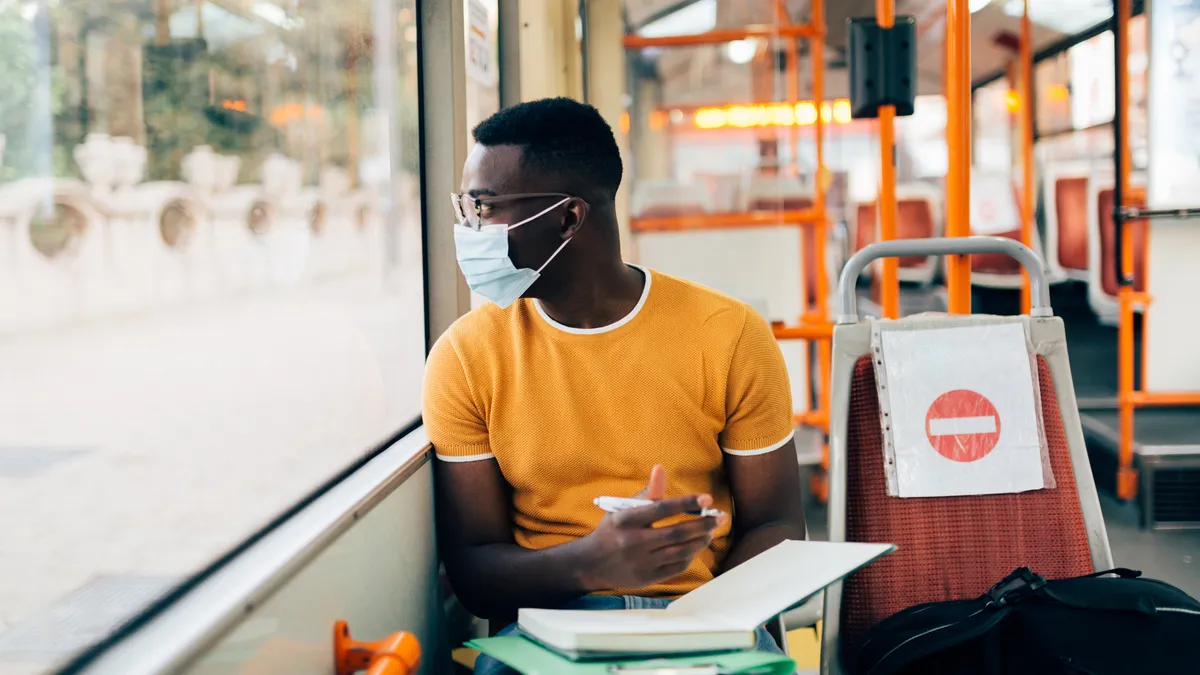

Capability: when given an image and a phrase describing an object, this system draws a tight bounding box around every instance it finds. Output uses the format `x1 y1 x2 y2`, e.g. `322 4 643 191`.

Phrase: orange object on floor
334 620 421 675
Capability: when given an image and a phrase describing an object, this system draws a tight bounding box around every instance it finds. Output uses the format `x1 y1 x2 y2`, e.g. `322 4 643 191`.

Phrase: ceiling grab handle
334 620 421 675
836 236 1052 323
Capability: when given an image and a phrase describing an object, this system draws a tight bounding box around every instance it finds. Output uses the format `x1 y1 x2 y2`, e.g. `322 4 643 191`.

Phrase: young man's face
459 144 583 285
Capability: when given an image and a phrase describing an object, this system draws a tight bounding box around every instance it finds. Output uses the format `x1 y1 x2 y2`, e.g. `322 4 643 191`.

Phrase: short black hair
472 97 623 200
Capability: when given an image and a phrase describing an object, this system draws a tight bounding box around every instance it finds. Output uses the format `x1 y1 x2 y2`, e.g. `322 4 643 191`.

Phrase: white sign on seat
969 170 1020 235
873 321 1048 498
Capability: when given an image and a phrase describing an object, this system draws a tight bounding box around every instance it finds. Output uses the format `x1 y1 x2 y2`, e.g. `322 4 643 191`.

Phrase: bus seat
1086 175 1147 325
744 175 819 308
894 184 942 285
1042 162 1093 280
743 174 812 212
967 175 1050 289
850 184 942 285
1096 187 1148 296
1056 177 1091 273
820 238 1114 675
853 201 876 254
631 180 715 219
693 172 743 213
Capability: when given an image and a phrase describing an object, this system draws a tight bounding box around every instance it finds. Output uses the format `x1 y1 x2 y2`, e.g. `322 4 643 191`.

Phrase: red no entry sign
925 389 1001 462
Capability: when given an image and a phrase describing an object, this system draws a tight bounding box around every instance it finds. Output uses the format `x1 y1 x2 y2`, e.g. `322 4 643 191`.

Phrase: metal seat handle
836 236 1053 324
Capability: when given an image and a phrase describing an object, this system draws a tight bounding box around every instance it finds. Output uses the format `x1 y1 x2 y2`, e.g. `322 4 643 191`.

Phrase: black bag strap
983 567 1047 608
1077 567 1142 580
1036 562 1200 614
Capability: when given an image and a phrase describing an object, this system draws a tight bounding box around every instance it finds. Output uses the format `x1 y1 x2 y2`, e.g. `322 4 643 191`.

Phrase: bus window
0 2 427 671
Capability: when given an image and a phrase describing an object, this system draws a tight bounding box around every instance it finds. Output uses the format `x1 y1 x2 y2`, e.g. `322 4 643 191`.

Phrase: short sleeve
718 307 795 455
423 335 493 462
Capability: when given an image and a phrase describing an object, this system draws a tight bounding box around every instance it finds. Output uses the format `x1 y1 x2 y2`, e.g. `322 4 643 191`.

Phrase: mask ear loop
505 197 571 231
535 236 573 274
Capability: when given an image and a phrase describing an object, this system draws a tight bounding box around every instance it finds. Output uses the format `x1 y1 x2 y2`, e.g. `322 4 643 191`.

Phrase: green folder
467 636 796 675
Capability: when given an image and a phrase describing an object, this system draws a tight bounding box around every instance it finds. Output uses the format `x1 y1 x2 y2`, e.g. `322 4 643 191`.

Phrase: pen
593 496 725 518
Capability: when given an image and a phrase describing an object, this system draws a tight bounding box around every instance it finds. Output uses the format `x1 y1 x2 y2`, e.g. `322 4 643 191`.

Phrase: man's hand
579 467 725 590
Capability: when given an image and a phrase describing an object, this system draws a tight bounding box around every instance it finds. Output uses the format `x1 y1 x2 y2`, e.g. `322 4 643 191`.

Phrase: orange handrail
334 621 421 675
629 209 823 232
623 24 819 49
877 0 900 319
945 0 972 313
772 323 834 341
1019 0 1034 314
1125 391 1200 407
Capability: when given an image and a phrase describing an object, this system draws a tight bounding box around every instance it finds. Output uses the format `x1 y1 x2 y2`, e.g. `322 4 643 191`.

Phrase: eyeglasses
450 192 572 230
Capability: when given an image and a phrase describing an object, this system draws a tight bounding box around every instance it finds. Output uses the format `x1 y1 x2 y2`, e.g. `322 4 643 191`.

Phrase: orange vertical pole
1019 0 1034 314
878 0 900 319
1115 0 1138 501
945 0 972 313
813 0 831 503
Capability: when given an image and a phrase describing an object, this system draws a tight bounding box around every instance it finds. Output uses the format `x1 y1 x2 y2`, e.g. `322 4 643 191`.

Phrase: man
424 98 806 673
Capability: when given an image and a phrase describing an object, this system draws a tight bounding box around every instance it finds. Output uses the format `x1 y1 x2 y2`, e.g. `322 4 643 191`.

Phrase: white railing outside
0 135 394 336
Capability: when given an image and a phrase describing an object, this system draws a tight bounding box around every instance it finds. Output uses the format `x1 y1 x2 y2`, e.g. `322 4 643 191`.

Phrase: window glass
465 0 500 135
973 80 1014 174
998 0 1111 35
464 0 500 311
1035 51 1073 137
0 1 425 671
1069 30 1115 130
898 95 948 182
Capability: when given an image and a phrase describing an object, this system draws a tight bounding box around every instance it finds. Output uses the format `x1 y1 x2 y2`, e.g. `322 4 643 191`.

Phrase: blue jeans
473 595 785 675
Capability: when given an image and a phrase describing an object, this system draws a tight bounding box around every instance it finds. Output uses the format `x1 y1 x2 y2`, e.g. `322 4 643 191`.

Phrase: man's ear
560 198 590 239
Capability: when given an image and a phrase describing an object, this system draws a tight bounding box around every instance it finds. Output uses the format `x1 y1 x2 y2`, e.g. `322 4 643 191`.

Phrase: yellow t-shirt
423 266 794 598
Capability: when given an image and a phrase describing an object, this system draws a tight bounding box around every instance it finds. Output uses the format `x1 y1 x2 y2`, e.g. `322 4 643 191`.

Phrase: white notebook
518 540 894 658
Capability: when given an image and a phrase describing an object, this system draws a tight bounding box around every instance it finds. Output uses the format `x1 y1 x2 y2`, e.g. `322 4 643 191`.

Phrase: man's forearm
447 538 601 621
720 519 807 572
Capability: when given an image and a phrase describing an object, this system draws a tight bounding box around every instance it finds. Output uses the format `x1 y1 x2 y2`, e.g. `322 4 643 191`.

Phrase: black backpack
851 567 1200 675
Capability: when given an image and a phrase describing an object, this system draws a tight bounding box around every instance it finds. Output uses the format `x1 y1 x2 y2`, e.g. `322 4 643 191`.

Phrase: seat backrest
821 317 1113 674
969 179 1025 274
631 180 714 219
744 174 812 212
853 200 936 269
840 353 1093 648
1096 185 1147 295
1055 175 1090 271
854 201 876 253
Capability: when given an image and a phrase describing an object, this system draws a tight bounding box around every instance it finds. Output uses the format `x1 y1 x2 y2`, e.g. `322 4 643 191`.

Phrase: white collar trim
534 265 651 335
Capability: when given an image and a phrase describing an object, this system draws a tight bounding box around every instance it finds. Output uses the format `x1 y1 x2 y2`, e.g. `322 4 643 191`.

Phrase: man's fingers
653 533 715 563
647 518 721 548
633 464 667 500
616 494 713 527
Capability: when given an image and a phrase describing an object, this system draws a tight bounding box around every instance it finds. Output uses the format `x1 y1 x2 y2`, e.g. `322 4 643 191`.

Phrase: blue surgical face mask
453 197 573 309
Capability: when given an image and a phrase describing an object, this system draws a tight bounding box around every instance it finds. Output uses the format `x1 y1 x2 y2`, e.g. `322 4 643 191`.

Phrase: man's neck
537 261 645 330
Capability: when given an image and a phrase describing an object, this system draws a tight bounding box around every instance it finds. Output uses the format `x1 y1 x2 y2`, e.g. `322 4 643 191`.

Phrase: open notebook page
665 540 895 630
